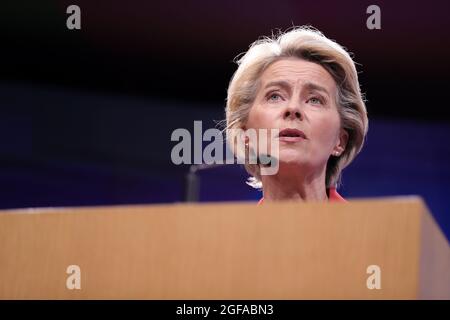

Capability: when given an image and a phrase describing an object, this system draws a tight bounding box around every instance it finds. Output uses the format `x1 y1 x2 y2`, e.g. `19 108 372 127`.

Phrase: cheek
246 104 275 130
309 113 341 150
245 106 278 153
246 106 262 129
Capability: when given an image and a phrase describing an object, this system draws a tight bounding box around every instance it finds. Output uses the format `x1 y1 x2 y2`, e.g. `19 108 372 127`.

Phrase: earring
334 151 340 156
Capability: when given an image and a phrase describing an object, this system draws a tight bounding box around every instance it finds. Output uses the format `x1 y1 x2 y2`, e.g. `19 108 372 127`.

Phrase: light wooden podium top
0 196 448 299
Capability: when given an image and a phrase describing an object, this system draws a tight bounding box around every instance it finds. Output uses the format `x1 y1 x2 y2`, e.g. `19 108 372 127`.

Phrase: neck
260 165 328 202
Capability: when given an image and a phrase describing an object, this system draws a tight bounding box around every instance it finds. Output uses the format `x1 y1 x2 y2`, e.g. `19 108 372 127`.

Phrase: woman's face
245 58 348 175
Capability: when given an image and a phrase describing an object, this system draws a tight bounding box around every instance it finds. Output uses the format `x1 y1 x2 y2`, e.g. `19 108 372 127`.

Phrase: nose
283 101 303 120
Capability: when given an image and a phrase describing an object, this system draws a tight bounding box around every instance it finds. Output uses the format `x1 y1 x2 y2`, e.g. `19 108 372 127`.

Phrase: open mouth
278 128 307 139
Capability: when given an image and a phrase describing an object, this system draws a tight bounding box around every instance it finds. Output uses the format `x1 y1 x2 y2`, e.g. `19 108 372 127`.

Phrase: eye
266 92 283 102
307 96 324 105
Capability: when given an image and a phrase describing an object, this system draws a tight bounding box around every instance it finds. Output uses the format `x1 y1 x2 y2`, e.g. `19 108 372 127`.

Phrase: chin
277 150 305 167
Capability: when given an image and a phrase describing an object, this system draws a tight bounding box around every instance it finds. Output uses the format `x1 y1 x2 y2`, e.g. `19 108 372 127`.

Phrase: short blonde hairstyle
225 26 368 189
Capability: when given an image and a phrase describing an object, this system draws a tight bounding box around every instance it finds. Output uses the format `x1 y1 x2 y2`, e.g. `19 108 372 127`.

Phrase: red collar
257 187 347 204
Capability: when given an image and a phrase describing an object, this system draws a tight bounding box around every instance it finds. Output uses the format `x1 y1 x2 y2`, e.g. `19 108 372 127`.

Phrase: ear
332 129 349 157
240 125 249 144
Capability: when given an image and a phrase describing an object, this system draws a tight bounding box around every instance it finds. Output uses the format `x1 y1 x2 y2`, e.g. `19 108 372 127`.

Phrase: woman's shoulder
328 187 347 202
257 188 347 204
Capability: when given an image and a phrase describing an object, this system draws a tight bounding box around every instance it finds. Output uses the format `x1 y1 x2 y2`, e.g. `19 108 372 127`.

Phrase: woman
225 26 368 202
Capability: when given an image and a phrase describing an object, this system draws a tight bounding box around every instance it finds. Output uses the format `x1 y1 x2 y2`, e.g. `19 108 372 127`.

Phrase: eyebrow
263 80 292 93
303 82 330 97
263 80 330 97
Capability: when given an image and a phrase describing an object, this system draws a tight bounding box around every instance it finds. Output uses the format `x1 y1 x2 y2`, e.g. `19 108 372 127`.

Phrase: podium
0 196 449 299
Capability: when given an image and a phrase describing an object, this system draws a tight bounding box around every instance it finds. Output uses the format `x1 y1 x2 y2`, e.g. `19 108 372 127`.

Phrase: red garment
257 187 347 204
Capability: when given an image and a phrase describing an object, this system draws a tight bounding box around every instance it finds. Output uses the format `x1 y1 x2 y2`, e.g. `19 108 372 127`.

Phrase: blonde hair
225 26 368 189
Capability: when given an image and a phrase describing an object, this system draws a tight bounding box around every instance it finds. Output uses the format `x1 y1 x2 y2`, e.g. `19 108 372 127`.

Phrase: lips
278 128 307 140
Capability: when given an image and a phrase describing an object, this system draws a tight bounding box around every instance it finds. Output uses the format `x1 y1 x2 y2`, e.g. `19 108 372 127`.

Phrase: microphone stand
184 164 227 202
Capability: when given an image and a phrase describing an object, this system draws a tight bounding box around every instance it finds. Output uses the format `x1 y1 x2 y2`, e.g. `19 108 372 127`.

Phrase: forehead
260 58 336 92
